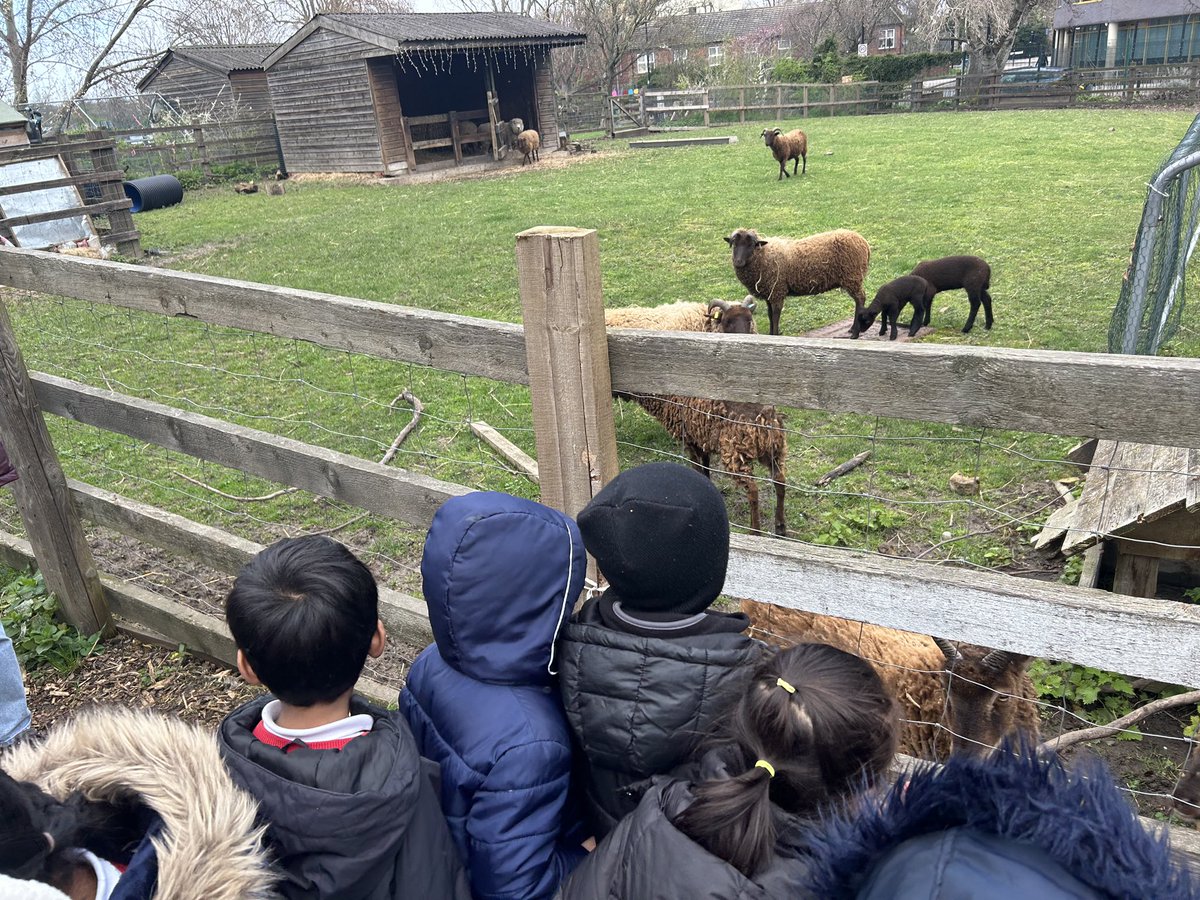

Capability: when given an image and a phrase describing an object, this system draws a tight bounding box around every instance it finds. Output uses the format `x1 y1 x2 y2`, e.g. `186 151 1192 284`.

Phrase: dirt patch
804 316 935 343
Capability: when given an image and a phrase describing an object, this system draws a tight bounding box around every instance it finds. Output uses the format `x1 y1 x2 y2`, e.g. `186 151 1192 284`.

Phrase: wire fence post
515 226 618 529
0 297 113 636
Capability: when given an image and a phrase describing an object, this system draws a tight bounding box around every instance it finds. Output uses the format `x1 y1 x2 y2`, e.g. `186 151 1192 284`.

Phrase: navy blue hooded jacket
399 492 588 900
799 741 1196 900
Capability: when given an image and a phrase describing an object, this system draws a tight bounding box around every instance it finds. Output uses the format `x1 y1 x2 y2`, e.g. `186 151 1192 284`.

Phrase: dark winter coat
558 596 764 837
0 441 16 487
220 694 470 900
400 492 589 900
801 741 1196 900
556 777 813 900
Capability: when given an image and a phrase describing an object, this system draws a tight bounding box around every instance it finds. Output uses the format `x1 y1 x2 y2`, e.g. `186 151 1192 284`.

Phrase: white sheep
725 227 871 335
740 599 1040 760
605 299 787 535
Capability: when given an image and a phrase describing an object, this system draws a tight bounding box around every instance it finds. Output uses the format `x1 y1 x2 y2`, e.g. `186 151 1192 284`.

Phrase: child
558 462 765 837
0 705 276 900
218 535 469 900
400 492 590 900
557 642 898 898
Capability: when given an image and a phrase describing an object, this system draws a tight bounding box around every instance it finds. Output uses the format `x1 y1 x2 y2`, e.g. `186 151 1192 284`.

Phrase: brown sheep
1172 750 1200 819
741 599 1040 760
516 129 540 165
605 298 787 536
725 228 871 336
761 127 807 180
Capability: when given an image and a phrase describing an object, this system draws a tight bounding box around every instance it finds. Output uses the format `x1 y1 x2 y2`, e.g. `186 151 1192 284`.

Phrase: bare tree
450 0 565 19
916 0 1051 78
1 0 163 105
270 0 412 30
564 0 674 99
150 0 285 46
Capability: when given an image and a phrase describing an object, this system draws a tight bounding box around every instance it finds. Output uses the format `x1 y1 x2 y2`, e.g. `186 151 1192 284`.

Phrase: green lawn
2 107 1196 591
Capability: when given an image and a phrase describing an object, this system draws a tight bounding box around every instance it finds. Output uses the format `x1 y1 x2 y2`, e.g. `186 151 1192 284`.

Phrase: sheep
761 127 807 180
852 275 933 340
909 255 994 333
516 129 540 165
1172 751 1200 819
604 298 786 536
740 599 1040 760
725 228 871 336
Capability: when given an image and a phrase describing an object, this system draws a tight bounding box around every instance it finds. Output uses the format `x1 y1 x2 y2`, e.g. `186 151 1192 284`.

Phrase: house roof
0 100 26 128
674 6 791 45
1053 0 1199 30
138 44 274 92
265 12 586 68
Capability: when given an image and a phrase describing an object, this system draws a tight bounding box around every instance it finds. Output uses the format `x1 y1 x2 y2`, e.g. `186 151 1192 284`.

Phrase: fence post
515 226 618 523
88 132 140 258
803 85 809 117
739 87 746 124
194 126 211 180
0 298 113 636
776 85 782 119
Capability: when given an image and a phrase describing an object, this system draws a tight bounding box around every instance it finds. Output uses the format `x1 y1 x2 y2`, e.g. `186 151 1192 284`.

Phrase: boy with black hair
557 462 765 838
217 535 470 900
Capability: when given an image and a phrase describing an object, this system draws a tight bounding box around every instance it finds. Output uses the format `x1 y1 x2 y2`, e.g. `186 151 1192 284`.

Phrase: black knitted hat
577 462 730 616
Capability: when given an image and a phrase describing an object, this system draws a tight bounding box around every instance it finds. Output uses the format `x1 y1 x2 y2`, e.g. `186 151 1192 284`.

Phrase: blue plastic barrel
123 175 184 213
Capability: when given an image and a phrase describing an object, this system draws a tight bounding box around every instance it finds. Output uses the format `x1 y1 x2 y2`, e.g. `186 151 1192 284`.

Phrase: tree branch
1038 690 1200 753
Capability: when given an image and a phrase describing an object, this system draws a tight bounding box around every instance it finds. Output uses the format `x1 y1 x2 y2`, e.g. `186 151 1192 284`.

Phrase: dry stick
177 472 297 502
1038 689 1200 753
380 390 424 467
814 450 872 486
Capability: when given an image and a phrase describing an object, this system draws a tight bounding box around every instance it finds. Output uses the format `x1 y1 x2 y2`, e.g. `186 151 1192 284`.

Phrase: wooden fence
106 117 283 181
1 233 1200 848
0 135 139 256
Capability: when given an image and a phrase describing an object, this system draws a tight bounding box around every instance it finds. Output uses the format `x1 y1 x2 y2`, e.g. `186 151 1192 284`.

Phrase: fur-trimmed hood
1 706 276 900
799 742 1195 900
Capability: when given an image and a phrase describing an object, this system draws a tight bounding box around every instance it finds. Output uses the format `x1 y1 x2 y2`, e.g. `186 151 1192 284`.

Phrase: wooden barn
263 13 585 174
0 101 29 148
138 45 275 118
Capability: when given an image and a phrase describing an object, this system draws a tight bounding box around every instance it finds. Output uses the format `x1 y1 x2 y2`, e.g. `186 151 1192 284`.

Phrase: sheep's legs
767 299 784 336
770 460 787 537
963 292 981 333
779 160 788 180
800 154 806 175
792 157 800 176
981 288 994 329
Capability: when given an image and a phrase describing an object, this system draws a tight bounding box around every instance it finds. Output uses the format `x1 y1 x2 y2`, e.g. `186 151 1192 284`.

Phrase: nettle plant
1030 659 1140 737
0 570 99 673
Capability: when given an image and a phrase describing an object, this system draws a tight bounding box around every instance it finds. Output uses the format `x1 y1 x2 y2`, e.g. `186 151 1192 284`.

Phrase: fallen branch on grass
815 450 871 487
1038 689 1200 753
380 390 424 467
177 472 298 503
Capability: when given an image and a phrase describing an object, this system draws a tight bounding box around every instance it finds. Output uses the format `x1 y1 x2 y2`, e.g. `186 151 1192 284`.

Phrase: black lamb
909 255 994 333
853 275 932 340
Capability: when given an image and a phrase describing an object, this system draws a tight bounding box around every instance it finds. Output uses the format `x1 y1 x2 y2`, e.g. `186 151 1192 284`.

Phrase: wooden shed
263 12 585 174
0 101 29 148
138 45 275 118
1037 440 1200 599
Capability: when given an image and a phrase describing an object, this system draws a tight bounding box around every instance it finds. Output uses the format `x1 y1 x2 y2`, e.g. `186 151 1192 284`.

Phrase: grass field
2 107 1197 595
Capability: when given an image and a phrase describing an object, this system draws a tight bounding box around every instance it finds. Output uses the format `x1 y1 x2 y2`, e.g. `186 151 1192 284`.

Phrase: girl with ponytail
556 643 897 899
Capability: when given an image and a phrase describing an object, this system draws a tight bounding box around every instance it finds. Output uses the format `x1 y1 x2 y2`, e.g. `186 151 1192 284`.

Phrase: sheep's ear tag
711 309 722 320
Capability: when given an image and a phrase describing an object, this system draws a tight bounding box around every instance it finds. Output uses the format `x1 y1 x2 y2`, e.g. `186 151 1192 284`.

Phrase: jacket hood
219 694 438 897
1 706 275 900
800 741 1195 900
422 491 585 684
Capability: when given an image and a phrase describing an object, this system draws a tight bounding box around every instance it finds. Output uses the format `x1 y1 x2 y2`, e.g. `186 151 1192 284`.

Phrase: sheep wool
762 127 807 180
727 228 870 336
517 129 540 165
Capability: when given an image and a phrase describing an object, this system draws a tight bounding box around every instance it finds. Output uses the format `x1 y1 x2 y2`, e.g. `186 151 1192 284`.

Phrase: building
0 101 30 148
263 13 584 174
1052 0 1200 68
138 45 275 117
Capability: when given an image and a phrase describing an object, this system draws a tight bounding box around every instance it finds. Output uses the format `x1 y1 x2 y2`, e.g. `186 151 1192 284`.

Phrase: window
878 28 896 50
636 52 655 74
708 44 724 67
777 38 792 53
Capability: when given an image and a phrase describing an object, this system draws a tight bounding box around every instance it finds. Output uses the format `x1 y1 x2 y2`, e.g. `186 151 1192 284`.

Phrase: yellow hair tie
776 678 796 694
754 759 776 778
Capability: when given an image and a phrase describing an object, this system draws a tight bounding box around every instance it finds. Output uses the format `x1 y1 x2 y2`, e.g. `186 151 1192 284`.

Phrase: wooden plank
0 139 112 163
1064 440 1120 552
470 421 539 483
600 330 1200 452
516 227 618 521
0 170 124 198
0 248 528 384
1077 542 1104 589
1188 448 1200 513
0 198 131 230
66 479 433 643
724 533 1200 687
1032 496 1078 551
32 372 467 530
1066 438 1098 470
1113 549 1159 598
0 300 112 635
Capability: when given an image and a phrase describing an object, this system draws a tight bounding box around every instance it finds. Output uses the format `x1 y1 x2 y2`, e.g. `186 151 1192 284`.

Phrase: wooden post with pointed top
516 226 618 523
0 297 113 636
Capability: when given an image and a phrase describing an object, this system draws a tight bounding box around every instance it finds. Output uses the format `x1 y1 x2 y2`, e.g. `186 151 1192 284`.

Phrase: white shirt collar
260 699 374 743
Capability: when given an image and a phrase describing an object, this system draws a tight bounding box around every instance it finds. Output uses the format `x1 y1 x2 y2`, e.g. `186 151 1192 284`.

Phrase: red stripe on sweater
252 720 365 752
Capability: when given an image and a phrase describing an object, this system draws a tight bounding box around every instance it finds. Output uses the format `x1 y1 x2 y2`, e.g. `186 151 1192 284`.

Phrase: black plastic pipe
123 175 184 213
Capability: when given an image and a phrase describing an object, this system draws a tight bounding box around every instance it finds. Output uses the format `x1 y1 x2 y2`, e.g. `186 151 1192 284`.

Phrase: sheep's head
707 298 757 333
509 117 525 135
1173 753 1200 819
761 127 783 147
853 307 879 338
934 638 1038 757
725 229 767 269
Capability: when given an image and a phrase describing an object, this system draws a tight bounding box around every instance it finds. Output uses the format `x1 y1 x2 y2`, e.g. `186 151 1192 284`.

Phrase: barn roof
265 12 586 68
0 100 26 128
138 44 275 91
